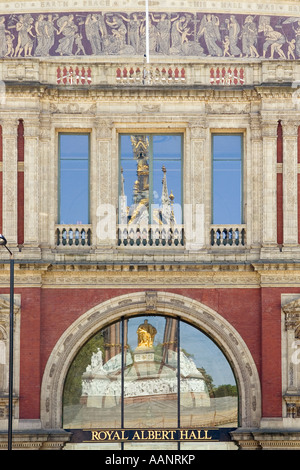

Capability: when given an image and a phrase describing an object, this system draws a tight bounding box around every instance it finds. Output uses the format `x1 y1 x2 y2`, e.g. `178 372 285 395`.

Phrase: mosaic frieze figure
1 11 300 59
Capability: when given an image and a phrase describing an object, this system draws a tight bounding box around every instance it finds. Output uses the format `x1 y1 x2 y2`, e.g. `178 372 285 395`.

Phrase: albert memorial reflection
63 316 238 430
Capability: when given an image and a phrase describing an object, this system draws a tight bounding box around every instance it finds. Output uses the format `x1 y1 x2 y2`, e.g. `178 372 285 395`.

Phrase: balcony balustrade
55 225 92 247
210 225 246 247
54 224 247 249
117 224 185 247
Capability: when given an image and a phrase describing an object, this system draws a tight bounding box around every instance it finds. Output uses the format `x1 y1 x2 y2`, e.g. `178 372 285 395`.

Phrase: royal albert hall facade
0 0 300 451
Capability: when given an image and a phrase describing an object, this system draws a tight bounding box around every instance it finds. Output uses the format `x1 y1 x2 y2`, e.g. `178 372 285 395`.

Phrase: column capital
94 118 113 139
261 121 279 138
283 299 300 332
1 118 19 137
188 119 208 139
281 120 299 137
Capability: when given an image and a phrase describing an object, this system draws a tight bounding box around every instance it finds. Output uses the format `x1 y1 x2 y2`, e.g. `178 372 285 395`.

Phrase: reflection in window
63 315 238 433
119 135 182 225
59 133 89 225
124 316 178 428
212 134 243 225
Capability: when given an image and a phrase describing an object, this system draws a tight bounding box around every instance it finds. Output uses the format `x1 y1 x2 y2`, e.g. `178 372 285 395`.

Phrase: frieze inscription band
1 11 300 59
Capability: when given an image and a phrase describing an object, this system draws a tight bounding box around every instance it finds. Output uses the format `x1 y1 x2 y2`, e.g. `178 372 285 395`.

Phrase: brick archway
40 291 261 431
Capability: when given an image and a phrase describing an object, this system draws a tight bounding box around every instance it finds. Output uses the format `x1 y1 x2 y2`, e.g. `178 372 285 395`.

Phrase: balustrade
54 224 247 249
55 225 92 247
56 66 92 85
210 225 246 247
117 224 184 247
116 66 186 85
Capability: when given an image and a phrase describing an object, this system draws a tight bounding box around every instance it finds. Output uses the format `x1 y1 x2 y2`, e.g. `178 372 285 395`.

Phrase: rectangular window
119 134 182 225
212 134 243 225
58 133 89 224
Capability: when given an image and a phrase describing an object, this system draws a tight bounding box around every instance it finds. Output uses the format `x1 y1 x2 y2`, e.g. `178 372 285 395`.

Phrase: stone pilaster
261 120 278 248
2 119 18 247
250 115 263 248
23 119 40 250
94 118 115 248
39 114 52 249
185 121 207 250
282 121 298 246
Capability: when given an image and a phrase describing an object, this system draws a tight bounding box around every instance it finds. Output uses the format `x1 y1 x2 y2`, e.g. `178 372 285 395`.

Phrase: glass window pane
124 316 178 429
152 160 182 224
213 134 242 160
63 316 239 439
60 134 89 159
59 159 89 224
59 134 89 224
120 135 150 225
153 135 182 160
119 134 182 225
213 160 242 225
63 323 123 429
179 322 238 428
212 134 242 225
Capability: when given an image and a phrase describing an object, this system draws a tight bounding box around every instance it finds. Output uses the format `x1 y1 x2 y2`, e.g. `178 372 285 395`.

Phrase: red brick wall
10 286 298 421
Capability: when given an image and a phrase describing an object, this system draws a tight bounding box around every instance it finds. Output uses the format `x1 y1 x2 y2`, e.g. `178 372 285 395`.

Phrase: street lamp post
0 235 14 451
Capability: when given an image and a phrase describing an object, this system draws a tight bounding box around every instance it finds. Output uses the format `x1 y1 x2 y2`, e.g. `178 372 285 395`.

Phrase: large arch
40 291 261 430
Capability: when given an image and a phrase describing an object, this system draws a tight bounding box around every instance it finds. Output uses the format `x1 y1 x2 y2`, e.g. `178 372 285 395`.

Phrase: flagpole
145 0 150 63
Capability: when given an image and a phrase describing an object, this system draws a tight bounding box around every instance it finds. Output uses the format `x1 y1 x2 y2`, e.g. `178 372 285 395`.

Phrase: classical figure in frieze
0 16 8 57
241 15 259 58
151 13 173 54
11 14 35 57
226 15 242 57
259 16 286 59
198 14 222 56
55 14 78 56
85 14 105 55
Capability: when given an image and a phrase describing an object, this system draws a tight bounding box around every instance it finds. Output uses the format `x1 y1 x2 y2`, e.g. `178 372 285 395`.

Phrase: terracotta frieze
0 11 299 60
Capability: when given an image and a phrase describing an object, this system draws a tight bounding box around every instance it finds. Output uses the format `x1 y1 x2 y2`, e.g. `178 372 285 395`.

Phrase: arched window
63 315 238 448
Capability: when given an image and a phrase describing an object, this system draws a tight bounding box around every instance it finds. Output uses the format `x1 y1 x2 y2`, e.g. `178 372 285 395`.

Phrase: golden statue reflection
137 319 157 349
